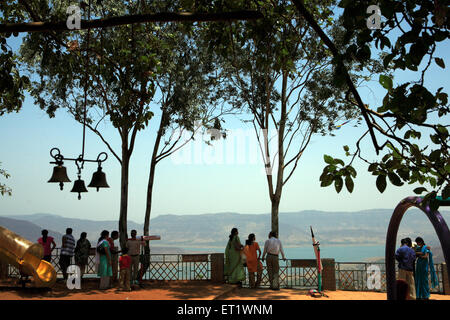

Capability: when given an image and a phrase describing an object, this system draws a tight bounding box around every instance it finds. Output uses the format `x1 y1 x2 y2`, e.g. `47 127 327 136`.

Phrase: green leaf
429 150 441 162
383 53 395 68
376 175 387 193
422 191 437 206
430 199 440 212
388 172 404 186
345 176 354 193
379 75 393 91
334 176 343 193
442 183 450 199
368 163 378 172
326 165 337 173
430 134 440 144
347 166 357 178
435 57 445 69
380 36 391 49
324 155 334 164
413 187 428 195
343 145 349 152
320 174 334 187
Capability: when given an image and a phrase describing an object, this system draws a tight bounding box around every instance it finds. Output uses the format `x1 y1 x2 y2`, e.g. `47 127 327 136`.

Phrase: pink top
38 236 54 256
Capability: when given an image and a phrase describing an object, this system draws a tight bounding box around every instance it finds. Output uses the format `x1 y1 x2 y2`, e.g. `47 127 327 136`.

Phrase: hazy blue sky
0 21 448 225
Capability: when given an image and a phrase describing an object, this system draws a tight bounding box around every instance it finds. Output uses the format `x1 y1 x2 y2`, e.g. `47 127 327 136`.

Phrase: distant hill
0 215 184 254
1 209 448 262
148 210 450 251
0 216 64 246
1 213 141 243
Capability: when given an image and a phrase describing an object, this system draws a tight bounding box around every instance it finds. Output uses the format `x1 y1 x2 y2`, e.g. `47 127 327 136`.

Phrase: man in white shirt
262 231 286 290
126 230 146 285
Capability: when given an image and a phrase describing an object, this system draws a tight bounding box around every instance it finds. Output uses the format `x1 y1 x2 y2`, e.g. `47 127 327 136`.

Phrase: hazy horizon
4 206 447 222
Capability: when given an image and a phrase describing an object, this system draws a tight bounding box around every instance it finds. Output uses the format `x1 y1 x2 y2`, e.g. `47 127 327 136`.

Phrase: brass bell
71 177 88 200
88 166 109 191
48 165 71 190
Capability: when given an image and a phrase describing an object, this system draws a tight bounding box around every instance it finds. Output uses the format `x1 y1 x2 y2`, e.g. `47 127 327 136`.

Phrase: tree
0 1 30 115
203 0 367 234
291 0 449 210
19 1 165 247
19 0 227 248
0 1 33 198
0 163 12 196
142 25 229 232
136 4 232 273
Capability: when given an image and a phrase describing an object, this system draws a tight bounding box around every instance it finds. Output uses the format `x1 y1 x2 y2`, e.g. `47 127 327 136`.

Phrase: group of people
37 228 147 291
224 228 286 290
395 236 439 300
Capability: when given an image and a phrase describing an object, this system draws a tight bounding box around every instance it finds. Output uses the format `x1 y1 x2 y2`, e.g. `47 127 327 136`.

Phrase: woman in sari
96 230 112 290
224 228 246 285
243 233 263 288
414 237 438 300
74 232 91 278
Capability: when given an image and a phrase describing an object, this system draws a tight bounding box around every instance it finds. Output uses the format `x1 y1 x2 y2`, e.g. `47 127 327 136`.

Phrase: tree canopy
297 0 450 210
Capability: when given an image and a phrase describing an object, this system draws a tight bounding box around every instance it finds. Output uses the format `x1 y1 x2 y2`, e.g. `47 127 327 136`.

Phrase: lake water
178 245 385 262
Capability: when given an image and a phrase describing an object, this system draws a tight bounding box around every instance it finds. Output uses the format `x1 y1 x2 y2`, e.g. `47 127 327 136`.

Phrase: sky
0 11 449 226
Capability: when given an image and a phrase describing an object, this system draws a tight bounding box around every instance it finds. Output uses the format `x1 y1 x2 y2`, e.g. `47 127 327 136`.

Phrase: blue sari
97 240 112 277
415 245 438 299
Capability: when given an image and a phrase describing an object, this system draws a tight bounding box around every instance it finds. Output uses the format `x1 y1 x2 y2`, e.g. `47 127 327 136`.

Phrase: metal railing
241 260 318 289
335 262 444 293
7 249 213 281
5 250 446 294
142 254 211 281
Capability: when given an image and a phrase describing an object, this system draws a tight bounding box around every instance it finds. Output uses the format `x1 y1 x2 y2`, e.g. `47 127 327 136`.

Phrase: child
119 247 131 291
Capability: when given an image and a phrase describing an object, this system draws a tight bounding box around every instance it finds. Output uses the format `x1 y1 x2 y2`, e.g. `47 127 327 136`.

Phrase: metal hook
96 152 108 163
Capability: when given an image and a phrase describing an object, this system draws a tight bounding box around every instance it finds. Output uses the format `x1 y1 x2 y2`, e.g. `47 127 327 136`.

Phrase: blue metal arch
385 196 450 300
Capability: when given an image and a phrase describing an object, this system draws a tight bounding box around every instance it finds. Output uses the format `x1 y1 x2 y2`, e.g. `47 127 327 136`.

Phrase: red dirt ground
0 279 449 300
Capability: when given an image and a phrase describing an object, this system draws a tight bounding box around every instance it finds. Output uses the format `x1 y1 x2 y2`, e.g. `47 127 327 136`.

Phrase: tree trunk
140 157 157 276
143 160 157 235
143 112 165 237
141 112 165 276
119 134 130 249
270 72 287 237
271 197 280 236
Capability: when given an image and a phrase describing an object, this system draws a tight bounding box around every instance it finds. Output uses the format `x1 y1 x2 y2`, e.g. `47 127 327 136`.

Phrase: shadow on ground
0 279 237 300
219 287 308 300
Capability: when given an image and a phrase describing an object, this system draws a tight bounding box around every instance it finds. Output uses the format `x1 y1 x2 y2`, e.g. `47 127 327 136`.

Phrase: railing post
443 263 450 295
322 259 336 291
0 261 8 280
210 253 224 283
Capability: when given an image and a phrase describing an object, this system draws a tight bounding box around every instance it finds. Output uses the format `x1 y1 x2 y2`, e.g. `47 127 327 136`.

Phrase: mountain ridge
1 209 447 262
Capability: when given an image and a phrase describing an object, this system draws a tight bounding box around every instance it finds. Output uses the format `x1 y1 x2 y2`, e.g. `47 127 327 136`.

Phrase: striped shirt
61 234 76 256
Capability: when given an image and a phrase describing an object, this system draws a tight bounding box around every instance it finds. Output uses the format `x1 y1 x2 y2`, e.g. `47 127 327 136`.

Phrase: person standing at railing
74 232 91 278
38 229 56 263
60 228 76 280
118 247 131 291
395 238 416 300
414 237 438 300
262 231 286 290
107 231 120 285
96 230 113 290
126 230 146 285
243 233 263 288
224 228 246 286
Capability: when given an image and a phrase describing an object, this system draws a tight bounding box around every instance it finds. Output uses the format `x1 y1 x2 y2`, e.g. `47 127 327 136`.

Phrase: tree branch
291 0 381 155
0 11 263 33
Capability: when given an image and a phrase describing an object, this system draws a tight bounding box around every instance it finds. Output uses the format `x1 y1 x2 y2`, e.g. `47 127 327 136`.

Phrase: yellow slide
0 225 56 288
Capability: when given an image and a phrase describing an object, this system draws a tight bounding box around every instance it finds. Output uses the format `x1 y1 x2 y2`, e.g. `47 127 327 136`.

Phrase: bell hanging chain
47 1 109 200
